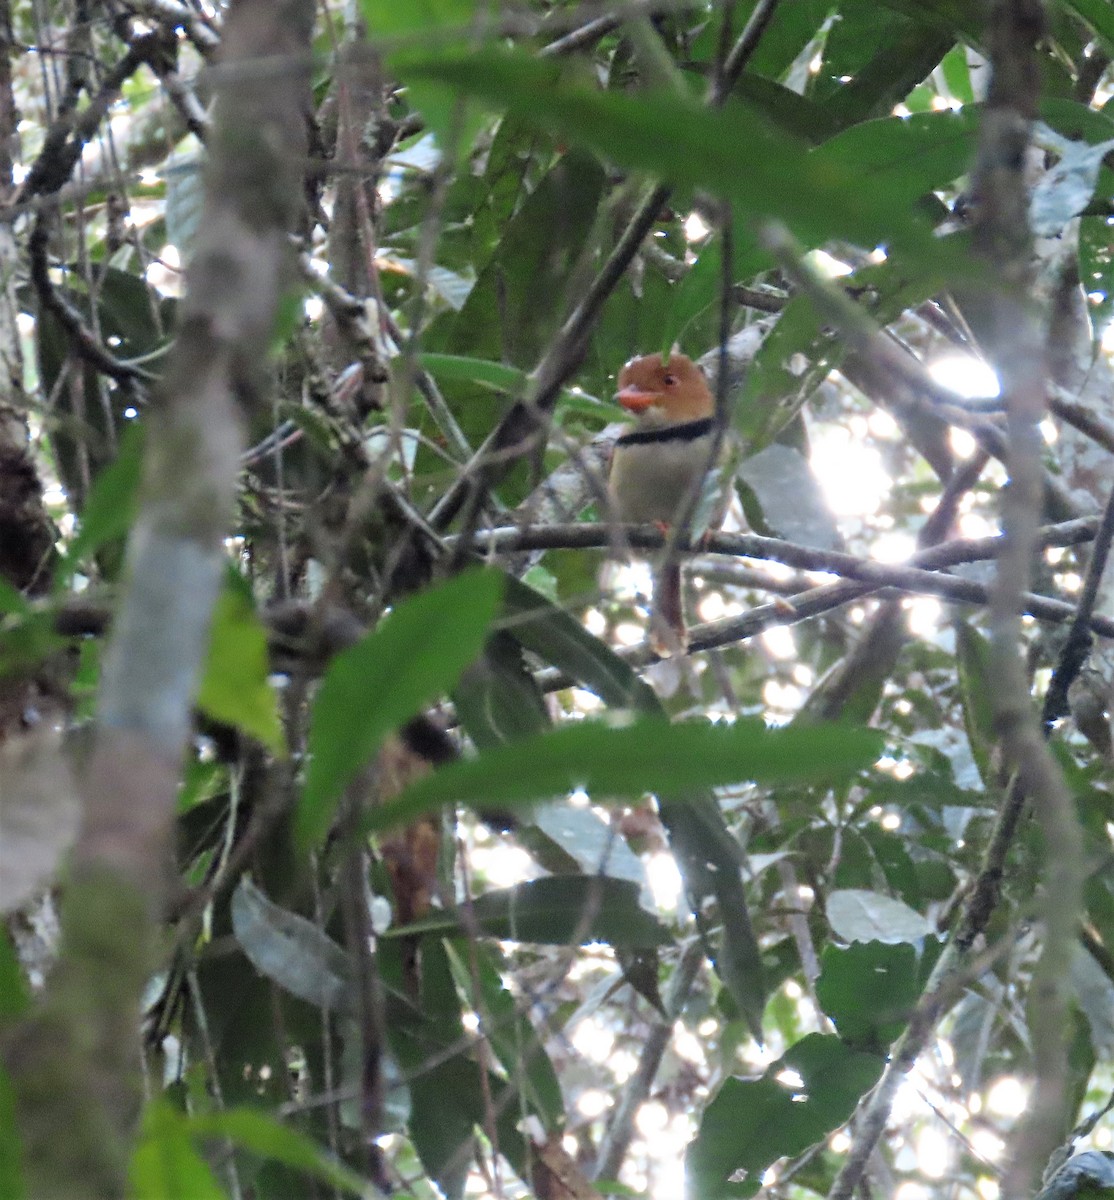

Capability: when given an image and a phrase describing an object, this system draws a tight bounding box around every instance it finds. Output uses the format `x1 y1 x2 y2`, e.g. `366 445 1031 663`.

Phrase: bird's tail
652 561 687 654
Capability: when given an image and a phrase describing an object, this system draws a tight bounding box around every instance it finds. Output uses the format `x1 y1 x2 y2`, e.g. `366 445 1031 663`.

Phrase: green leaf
733 74 842 143
230 879 352 1014
386 876 669 947
0 580 29 616
826 888 933 944
530 802 650 897
661 225 769 359
360 0 485 155
736 443 840 550
686 1033 885 1199
939 44 974 104
297 569 502 850
501 575 659 712
735 292 829 450
658 788 767 1042
360 0 475 40
187 1108 371 1197
813 3 959 125
448 150 604 363
164 153 205 267
419 351 532 392
473 576 768 1030
130 1100 227 1200
196 569 285 755
816 940 920 1049
57 419 144 581
1064 0 1114 56
392 47 960 270
362 718 882 835
383 938 528 1197
453 631 550 749
810 107 978 205
1071 945 1114 1059
419 352 606 410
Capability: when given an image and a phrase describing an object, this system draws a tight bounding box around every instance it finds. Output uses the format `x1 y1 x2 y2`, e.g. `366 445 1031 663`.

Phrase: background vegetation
4 1 1114 1198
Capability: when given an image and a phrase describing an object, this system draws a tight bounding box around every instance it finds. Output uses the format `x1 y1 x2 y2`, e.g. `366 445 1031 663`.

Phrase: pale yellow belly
609 434 713 525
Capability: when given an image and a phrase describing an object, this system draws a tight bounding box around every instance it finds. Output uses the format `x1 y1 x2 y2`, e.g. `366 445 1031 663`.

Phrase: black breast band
615 417 714 447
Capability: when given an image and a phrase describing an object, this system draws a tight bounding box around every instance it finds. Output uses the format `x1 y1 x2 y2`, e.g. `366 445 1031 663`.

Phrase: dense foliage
6 1 1114 1198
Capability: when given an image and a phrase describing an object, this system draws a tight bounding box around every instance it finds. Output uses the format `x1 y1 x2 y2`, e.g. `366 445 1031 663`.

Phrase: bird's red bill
616 386 659 412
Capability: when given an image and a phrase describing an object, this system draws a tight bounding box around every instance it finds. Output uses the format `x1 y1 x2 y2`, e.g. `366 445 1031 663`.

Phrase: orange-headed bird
609 352 716 651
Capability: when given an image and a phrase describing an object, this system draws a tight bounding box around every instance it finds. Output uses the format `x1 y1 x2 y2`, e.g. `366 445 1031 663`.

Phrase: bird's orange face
615 353 714 422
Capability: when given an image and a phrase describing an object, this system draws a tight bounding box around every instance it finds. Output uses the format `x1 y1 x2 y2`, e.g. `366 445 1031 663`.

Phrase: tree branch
2 4 314 1194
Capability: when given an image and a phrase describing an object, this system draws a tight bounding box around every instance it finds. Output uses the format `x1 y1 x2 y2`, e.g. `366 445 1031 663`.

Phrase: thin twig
594 941 703 1182
1043 476 1114 727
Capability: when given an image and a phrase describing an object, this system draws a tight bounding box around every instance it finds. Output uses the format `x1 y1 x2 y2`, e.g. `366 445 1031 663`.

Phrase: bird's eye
663 374 677 386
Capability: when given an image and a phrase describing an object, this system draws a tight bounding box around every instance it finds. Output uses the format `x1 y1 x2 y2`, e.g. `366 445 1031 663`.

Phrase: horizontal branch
459 517 1098 574
463 518 1108 627
52 516 1107 719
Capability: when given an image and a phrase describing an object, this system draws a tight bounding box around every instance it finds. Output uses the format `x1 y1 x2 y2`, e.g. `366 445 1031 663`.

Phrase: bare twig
1043 476 1114 728
594 941 703 1182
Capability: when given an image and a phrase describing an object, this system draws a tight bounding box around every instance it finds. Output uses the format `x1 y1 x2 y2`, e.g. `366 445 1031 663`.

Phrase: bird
608 351 717 652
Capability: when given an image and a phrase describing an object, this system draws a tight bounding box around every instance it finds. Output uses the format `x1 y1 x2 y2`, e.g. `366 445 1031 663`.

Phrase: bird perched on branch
609 351 717 652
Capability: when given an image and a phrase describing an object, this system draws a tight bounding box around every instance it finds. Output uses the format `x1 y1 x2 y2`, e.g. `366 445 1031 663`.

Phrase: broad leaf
197 570 285 755
530 803 651 901
506 558 773 1034
686 1034 885 1199
500 575 659 712
443 940 565 1131
810 108 978 204
297 569 502 849
130 1101 226 1200
1030 124 1114 236
1064 0 1114 56
737 443 841 550
826 888 933 944
231 879 352 1014
955 620 999 792
817 940 921 1049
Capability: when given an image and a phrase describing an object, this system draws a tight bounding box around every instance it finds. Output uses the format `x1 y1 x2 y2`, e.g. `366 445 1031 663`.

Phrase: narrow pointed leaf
187 1109 372 1197
387 876 668 947
363 719 881 835
392 47 962 271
